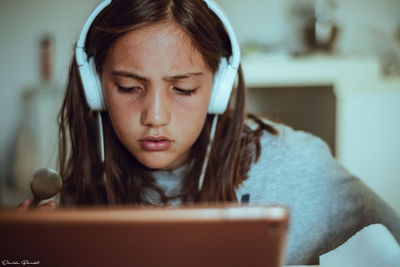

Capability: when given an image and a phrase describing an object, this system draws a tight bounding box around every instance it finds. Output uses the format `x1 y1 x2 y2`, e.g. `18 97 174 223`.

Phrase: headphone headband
203 0 240 68
75 0 240 114
76 0 112 66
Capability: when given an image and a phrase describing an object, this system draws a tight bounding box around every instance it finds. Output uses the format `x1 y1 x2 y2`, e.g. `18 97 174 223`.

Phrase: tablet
0 204 289 267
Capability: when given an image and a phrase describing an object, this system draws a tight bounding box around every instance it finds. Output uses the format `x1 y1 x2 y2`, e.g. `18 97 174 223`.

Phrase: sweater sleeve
314 169 400 262
323 170 400 250
239 121 400 265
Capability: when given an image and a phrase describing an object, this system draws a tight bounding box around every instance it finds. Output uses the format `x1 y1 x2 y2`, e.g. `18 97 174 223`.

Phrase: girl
18 0 400 265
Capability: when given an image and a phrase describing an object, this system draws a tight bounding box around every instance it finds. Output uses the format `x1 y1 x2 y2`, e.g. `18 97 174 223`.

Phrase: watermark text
2 260 40 266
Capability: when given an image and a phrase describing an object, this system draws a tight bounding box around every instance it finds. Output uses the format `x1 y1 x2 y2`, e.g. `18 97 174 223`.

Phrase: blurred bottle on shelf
12 35 62 194
40 36 53 82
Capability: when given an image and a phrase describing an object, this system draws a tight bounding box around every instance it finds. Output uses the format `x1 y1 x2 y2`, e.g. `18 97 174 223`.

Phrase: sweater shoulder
240 119 400 264
244 118 335 182
239 119 338 204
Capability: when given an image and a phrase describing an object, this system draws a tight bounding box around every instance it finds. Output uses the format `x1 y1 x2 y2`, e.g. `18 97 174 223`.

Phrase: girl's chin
134 150 190 171
138 157 182 172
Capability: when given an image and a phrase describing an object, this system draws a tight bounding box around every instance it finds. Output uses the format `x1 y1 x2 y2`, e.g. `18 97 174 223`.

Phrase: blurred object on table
319 224 400 267
314 0 338 51
286 0 338 56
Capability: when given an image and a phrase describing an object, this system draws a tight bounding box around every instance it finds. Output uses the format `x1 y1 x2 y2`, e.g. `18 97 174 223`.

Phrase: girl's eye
117 86 142 93
174 87 198 96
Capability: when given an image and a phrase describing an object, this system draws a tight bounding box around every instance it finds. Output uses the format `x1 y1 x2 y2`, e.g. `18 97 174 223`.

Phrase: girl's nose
140 88 170 127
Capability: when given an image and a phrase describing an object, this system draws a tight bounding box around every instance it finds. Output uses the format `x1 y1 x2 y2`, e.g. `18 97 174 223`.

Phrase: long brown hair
58 0 277 206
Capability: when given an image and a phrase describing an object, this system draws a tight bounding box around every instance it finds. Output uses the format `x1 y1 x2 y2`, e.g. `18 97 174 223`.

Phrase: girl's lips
139 136 172 151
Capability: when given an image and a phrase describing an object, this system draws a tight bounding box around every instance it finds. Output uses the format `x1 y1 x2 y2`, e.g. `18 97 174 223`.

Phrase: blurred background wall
0 0 399 213
0 0 102 204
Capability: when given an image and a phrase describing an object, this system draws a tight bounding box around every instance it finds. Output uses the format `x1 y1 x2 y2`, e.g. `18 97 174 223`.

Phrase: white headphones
75 0 240 115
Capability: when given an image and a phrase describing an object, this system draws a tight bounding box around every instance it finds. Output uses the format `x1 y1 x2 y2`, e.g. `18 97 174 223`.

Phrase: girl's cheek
173 91 210 110
109 91 144 111
174 96 198 108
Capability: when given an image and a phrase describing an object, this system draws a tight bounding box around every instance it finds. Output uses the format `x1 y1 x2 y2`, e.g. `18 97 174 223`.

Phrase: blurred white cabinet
242 54 400 215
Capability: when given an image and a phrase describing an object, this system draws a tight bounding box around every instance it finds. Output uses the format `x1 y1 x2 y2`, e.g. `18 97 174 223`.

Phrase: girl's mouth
139 136 172 151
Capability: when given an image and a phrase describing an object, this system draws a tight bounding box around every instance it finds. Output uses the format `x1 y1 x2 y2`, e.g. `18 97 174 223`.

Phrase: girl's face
102 22 214 171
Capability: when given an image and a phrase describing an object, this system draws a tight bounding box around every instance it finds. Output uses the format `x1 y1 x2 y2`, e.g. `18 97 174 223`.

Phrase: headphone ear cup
78 57 105 111
208 58 236 114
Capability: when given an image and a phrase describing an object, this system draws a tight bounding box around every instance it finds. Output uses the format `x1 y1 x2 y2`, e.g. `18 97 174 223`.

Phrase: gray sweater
150 120 400 265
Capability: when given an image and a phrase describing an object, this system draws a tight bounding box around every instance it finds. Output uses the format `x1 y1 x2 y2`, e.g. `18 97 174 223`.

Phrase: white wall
216 0 289 45
216 0 400 55
0 0 101 190
338 81 400 215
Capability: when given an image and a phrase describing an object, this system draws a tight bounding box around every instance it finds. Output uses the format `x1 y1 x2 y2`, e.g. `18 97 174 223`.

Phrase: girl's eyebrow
111 70 148 82
111 70 203 82
164 72 203 81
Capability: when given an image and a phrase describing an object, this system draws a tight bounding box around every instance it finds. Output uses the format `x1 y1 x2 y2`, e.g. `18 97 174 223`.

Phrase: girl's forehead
106 21 209 72
120 22 186 46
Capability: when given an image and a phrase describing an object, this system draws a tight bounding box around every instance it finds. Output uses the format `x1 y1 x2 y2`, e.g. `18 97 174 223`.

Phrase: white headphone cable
97 111 105 162
97 112 106 184
198 115 219 192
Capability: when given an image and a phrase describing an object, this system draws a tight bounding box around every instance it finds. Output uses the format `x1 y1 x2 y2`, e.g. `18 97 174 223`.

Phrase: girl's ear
207 58 237 114
75 55 106 111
